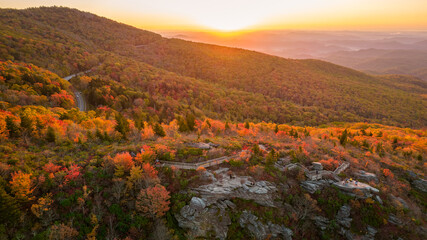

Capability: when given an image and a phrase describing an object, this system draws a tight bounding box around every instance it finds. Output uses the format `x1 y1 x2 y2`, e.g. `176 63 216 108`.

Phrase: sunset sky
1 0 427 32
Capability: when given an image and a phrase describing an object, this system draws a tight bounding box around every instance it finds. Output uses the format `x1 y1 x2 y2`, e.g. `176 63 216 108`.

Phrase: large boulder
354 170 378 183
390 195 409 209
188 142 212 150
190 197 206 210
364 226 377 240
176 197 231 239
194 173 278 207
300 180 328 194
336 205 352 228
412 179 427 193
388 214 402 225
239 210 293 240
313 216 330 230
199 170 216 182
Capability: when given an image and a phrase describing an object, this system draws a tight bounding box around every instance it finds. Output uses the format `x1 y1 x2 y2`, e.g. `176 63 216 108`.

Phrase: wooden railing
158 155 237 169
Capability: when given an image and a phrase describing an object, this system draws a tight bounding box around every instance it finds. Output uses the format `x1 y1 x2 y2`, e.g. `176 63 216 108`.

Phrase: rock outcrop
333 179 379 198
300 180 329 194
239 210 293 240
175 197 231 239
313 216 330 230
199 170 216 182
193 168 278 207
336 205 352 228
187 142 219 150
388 214 402 225
354 170 378 183
412 179 427 193
363 226 377 240
390 194 409 209
313 205 354 240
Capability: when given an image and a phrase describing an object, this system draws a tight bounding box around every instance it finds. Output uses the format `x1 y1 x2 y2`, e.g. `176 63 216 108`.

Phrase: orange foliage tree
112 152 134 172
135 145 156 164
136 184 170 218
10 171 34 201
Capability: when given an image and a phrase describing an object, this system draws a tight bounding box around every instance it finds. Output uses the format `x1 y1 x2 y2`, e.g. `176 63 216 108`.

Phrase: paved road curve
63 71 90 111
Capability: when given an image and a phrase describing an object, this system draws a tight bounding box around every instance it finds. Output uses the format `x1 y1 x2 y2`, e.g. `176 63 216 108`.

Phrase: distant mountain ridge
0 7 426 127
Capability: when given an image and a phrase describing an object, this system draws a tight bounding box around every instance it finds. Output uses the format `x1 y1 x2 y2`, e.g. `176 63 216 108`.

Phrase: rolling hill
0 7 426 128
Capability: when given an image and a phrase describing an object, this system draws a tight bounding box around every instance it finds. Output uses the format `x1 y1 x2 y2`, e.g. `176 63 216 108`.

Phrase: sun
192 11 261 32
199 18 255 32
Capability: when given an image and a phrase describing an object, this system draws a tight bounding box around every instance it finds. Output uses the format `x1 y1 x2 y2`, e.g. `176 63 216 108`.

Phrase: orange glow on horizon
2 0 427 32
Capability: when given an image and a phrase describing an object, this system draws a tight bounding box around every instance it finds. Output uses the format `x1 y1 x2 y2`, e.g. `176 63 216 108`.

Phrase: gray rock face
313 216 330 230
388 214 402 225
200 170 216 182
239 211 293 240
188 142 212 150
363 226 377 240
336 205 352 228
284 163 306 172
355 170 378 183
339 227 355 240
406 170 418 180
300 180 328 194
190 197 206 210
412 179 427 193
390 195 409 209
194 173 278 207
375 195 383 205
176 197 231 240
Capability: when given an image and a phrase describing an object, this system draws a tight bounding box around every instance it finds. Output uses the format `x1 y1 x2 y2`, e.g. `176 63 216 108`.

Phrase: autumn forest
0 6 426 240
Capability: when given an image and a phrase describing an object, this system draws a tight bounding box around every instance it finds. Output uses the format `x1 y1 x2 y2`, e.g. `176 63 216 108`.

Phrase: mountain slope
324 49 427 80
0 7 426 127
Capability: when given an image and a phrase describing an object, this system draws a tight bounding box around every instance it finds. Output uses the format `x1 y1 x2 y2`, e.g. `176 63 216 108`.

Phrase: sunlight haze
1 0 427 32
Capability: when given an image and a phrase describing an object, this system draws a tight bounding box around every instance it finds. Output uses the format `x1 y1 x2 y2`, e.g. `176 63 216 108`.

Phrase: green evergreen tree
95 128 104 141
274 124 279 133
46 126 56 143
225 121 230 131
103 131 111 142
304 128 310 137
205 119 211 128
252 144 261 156
186 114 196 131
0 188 21 224
340 129 348 146
244 121 250 129
178 116 188 132
20 113 32 131
5 116 19 138
153 123 166 137
114 113 129 139
135 118 145 130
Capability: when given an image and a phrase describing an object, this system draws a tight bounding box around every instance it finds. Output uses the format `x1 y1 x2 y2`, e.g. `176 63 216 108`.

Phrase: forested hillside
0 61 425 239
0 7 426 128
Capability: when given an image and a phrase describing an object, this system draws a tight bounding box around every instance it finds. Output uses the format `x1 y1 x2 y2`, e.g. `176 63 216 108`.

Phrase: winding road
63 71 90 111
